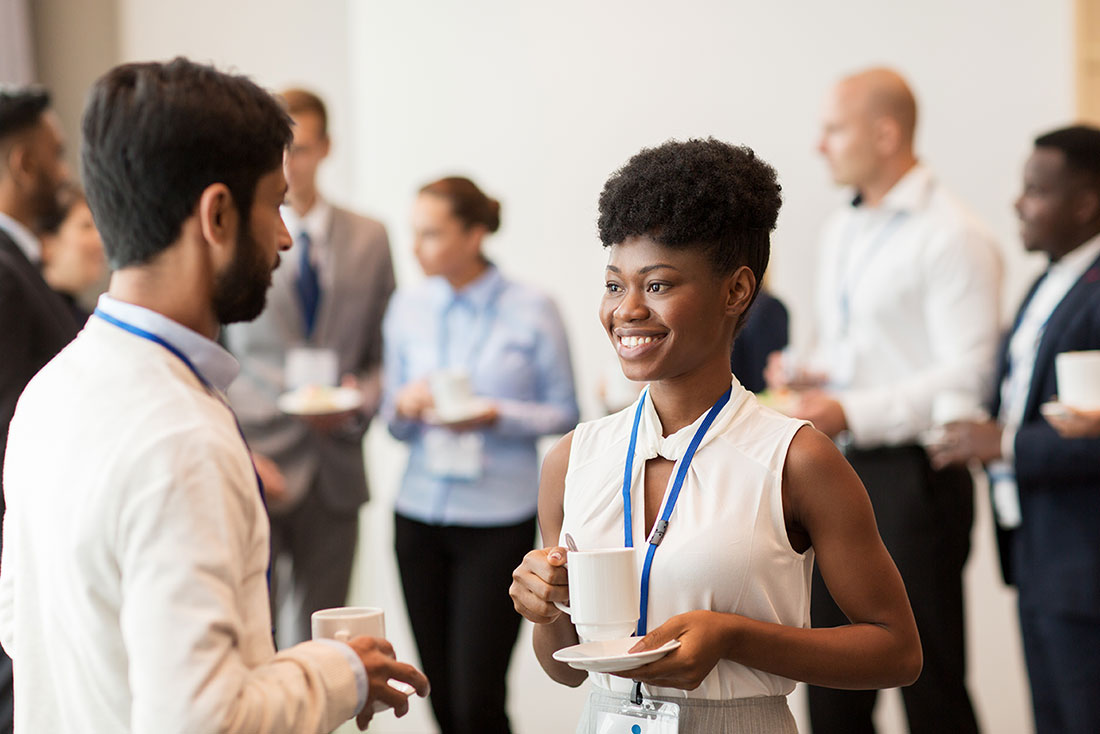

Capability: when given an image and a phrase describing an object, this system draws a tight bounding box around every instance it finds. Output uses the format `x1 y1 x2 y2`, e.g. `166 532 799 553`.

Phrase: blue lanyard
622 385 732 636
837 210 907 337
92 309 272 591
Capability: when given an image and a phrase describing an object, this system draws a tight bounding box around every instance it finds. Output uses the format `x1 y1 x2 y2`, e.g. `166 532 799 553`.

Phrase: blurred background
7 0 1098 731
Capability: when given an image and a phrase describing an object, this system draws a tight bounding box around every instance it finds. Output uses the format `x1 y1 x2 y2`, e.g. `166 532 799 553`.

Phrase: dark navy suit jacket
991 250 1100 619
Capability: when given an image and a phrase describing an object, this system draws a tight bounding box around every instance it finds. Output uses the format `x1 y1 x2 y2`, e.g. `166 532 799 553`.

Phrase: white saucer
423 398 494 425
277 386 362 416
552 637 681 673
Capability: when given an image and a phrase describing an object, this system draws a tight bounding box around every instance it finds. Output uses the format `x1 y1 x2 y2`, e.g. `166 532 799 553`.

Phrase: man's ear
872 116 902 158
4 139 34 190
726 265 757 319
197 182 238 267
1075 187 1100 226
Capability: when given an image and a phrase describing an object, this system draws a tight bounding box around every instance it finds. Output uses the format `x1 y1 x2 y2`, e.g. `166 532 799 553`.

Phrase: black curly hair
597 138 782 296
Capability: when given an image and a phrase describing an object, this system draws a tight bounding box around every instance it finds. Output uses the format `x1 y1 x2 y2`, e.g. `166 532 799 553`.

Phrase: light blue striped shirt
382 265 579 526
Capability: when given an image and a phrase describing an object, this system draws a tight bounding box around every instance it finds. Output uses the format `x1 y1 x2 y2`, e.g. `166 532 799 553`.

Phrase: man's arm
119 429 369 733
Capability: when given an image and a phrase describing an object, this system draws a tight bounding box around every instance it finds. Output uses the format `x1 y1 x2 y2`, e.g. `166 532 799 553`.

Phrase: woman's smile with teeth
620 334 664 347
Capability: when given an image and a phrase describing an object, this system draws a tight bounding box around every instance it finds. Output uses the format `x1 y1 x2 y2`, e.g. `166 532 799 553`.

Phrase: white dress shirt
811 164 1003 447
0 211 40 264
281 200 333 278
990 233 1100 528
0 295 366 733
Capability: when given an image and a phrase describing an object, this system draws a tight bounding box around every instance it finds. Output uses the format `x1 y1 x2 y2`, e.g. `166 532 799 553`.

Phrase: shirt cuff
1000 425 1017 464
315 638 368 713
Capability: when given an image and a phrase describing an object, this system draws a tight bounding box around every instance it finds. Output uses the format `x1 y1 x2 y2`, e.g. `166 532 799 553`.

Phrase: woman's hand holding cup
509 546 570 624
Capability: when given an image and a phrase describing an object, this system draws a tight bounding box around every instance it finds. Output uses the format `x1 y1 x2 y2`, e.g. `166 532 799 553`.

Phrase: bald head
818 67 920 196
837 68 918 145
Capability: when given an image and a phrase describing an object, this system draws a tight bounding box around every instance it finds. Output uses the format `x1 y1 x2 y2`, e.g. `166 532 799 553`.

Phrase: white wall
114 1 1074 731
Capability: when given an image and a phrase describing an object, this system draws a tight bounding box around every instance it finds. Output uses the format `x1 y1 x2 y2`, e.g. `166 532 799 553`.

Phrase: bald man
768 68 1002 732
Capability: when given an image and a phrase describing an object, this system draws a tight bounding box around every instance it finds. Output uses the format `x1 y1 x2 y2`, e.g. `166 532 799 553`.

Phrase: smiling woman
509 138 923 734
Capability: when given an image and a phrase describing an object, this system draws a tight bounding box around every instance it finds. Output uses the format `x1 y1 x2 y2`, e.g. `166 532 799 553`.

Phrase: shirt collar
95 293 241 391
633 376 747 462
280 199 332 244
852 162 934 214
0 211 42 265
1049 232 1100 280
432 263 503 310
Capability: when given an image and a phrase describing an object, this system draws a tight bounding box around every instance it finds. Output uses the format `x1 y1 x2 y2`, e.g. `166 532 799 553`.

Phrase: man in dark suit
931 125 1100 734
0 86 78 732
223 88 395 646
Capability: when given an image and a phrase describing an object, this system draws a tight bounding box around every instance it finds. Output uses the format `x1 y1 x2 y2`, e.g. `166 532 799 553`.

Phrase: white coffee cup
554 547 639 642
1055 350 1100 409
311 605 385 643
429 369 475 422
312 607 408 713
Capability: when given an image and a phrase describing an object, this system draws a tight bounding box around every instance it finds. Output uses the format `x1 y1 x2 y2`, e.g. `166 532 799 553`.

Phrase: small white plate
423 397 495 426
1040 401 1071 420
277 386 362 416
552 637 681 673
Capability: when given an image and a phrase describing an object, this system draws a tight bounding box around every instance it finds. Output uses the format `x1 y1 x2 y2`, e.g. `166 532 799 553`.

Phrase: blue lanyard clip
647 519 670 546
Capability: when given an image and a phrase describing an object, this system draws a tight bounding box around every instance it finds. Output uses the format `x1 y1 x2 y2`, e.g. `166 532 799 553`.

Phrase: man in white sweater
0 58 428 733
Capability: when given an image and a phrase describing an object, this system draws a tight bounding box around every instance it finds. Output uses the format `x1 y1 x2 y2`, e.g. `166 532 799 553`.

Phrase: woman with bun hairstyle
382 176 579 733
509 139 921 732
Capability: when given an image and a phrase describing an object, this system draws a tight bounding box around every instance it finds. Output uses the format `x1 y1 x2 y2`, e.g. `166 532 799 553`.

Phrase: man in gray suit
224 88 395 645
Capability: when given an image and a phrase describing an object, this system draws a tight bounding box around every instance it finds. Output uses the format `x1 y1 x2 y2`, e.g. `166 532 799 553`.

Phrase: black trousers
269 480 360 646
394 513 535 734
808 445 979 734
1018 601 1100 732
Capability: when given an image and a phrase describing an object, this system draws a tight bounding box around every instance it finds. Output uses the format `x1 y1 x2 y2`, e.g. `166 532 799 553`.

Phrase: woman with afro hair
510 138 922 732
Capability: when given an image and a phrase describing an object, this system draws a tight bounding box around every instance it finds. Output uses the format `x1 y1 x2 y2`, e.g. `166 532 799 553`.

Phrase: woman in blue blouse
382 176 579 734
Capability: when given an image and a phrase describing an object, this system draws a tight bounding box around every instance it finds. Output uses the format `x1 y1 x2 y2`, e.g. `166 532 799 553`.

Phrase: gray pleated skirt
576 686 799 734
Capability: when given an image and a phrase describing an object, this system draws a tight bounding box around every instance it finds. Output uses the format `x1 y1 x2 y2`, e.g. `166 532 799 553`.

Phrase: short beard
212 222 272 325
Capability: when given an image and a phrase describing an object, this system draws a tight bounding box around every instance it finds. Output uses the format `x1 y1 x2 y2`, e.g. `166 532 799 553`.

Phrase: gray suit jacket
224 205 395 515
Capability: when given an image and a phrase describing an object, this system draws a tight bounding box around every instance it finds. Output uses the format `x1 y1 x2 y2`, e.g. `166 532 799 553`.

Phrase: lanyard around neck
93 308 272 592
837 210 907 337
621 385 732 636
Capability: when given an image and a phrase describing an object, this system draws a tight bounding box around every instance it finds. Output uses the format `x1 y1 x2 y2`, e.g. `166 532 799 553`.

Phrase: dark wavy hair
598 138 782 297
81 58 292 268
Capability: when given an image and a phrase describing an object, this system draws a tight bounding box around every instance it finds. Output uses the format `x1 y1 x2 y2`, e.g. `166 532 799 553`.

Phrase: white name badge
593 697 679 734
424 428 484 480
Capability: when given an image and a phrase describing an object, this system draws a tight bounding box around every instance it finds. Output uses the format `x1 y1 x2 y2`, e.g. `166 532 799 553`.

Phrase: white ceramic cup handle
334 629 351 643
554 601 572 615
